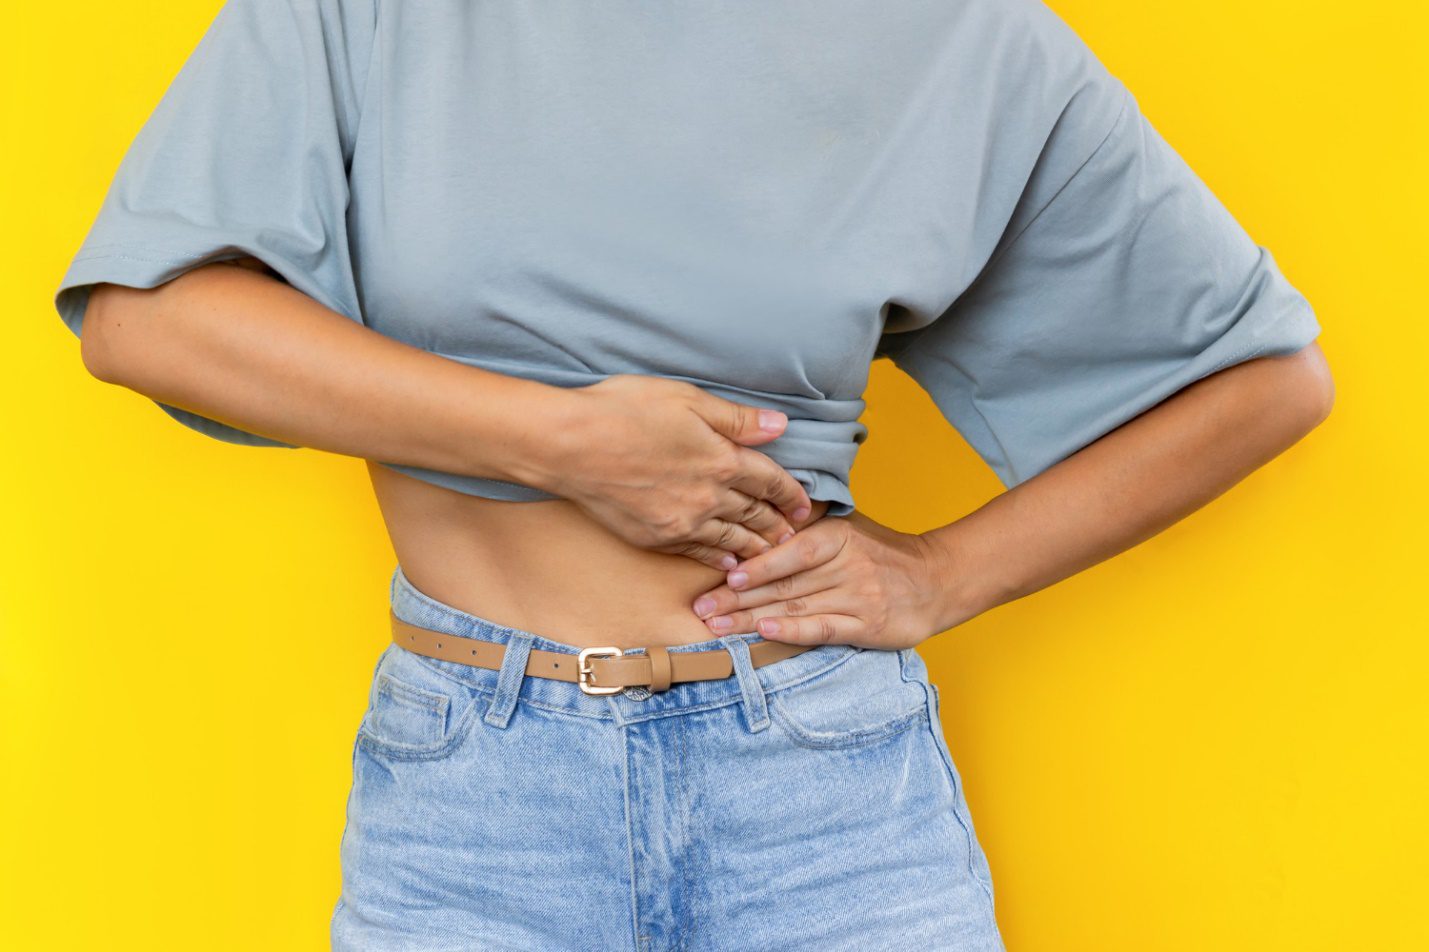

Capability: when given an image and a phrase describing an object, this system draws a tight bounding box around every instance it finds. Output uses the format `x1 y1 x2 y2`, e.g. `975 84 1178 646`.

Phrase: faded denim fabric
331 565 1005 950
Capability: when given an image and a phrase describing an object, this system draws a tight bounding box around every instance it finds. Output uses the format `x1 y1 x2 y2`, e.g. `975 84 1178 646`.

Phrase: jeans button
622 685 653 701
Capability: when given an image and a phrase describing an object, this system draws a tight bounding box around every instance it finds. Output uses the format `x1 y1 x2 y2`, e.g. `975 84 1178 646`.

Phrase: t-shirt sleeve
52 0 376 447
875 78 1322 491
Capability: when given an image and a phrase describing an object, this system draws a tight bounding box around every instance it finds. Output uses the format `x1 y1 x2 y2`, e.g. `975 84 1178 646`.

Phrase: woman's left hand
688 510 949 650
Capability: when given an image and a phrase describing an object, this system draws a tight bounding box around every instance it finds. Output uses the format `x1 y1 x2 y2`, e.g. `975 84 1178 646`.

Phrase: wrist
482 380 591 495
450 372 585 493
915 521 1007 633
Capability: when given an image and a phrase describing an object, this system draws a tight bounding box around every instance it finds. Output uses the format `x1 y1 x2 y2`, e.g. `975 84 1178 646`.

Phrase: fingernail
778 530 794 544
728 571 748 589
792 506 810 521
708 616 733 631
719 553 738 570
692 596 716 617
759 619 781 634
758 409 786 433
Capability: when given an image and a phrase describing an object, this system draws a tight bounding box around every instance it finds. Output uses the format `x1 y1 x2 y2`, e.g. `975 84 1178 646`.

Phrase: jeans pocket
356 645 483 762
767 646 930 749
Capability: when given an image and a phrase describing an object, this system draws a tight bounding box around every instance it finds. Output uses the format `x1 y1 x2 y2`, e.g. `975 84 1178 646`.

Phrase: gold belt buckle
577 646 626 695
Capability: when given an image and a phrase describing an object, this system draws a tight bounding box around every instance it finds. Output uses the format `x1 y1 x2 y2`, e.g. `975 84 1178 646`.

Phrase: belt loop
484 632 535 729
646 645 673 693
722 635 770 733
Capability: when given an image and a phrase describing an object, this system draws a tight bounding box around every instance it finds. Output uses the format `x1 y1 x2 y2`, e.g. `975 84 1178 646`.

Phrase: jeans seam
332 650 381 942
622 722 642 951
902 650 997 909
356 690 482 762
376 672 450 715
767 696 928 749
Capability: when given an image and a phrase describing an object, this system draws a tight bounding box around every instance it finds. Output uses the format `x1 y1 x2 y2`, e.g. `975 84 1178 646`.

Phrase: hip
331 565 1004 951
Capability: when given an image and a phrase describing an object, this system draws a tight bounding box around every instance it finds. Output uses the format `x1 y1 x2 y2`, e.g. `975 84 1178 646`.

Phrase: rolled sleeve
53 0 376 447
879 81 1321 489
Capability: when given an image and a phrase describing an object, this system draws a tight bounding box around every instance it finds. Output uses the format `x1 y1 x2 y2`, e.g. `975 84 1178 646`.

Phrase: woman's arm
80 258 813 567
686 341 1334 646
921 340 1336 632
82 259 572 489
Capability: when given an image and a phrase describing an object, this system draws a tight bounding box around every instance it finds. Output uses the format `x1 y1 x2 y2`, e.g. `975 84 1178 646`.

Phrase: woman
54 0 1333 948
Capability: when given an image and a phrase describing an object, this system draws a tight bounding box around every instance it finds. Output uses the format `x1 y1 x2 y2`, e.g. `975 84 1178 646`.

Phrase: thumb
694 392 788 446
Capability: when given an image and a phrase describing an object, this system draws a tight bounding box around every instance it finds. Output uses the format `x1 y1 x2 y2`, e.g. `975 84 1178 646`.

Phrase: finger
725 445 812 525
691 559 834 620
658 539 742 572
708 594 865 646
689 516 783 564
718 487 796 548
754 612 865 646
726 523 845 592
698 577 835 633
689 390 789 448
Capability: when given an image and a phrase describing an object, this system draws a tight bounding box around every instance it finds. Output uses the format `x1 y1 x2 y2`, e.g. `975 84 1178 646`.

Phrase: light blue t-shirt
54 0 1321 517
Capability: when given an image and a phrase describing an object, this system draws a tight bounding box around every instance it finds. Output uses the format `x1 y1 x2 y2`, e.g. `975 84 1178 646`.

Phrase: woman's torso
349 1 1092 638
344 0 1094 518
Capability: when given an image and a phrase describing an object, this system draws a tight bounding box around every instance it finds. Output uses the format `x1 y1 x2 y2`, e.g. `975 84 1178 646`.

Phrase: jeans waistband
388 564 859 723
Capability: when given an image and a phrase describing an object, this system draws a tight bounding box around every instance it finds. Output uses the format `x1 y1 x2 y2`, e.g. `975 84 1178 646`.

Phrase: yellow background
3 1 1424 949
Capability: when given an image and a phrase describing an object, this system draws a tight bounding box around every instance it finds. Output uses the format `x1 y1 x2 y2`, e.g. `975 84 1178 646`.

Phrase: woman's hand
687 510 951 650
532 374 816 571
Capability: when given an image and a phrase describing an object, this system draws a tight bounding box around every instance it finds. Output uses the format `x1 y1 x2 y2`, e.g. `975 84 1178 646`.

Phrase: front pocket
767 647 930 749
370 672 449 747
356 645 484 761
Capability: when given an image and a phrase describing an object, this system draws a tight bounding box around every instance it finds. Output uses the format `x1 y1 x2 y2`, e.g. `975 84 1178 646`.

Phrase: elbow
78 284 121 383
1301 340 1335 429
1280 339 1336 436
78 283 147 386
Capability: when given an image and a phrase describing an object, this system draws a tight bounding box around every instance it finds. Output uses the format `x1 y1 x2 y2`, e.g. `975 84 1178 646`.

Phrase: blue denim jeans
331 565 1005 951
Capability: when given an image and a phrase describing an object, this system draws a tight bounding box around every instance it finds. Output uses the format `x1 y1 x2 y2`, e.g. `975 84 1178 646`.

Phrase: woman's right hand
529 374 815 570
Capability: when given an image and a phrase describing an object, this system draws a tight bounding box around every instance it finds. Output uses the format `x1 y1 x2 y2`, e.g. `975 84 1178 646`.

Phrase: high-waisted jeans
331 565 1005 951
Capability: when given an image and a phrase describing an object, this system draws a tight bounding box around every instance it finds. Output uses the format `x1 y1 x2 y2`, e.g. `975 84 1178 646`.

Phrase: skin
691 341 1335 647
81 256 1334 652
81 257 818 566
81 257 819 648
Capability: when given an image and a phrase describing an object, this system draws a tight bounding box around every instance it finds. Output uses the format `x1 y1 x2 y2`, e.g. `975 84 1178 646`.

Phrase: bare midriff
366 461 831 650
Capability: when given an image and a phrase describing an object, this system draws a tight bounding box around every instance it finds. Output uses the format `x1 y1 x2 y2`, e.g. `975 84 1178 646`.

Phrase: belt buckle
577 646 626 695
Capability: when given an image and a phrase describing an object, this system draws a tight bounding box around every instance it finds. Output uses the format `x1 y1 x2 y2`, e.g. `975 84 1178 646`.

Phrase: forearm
80 260 571 489
919 342 1335 633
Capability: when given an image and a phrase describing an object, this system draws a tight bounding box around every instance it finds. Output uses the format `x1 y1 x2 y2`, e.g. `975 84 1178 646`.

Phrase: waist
367 461 831 650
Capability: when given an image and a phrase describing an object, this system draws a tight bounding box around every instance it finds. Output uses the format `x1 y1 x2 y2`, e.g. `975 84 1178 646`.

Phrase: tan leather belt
391 609 815 695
